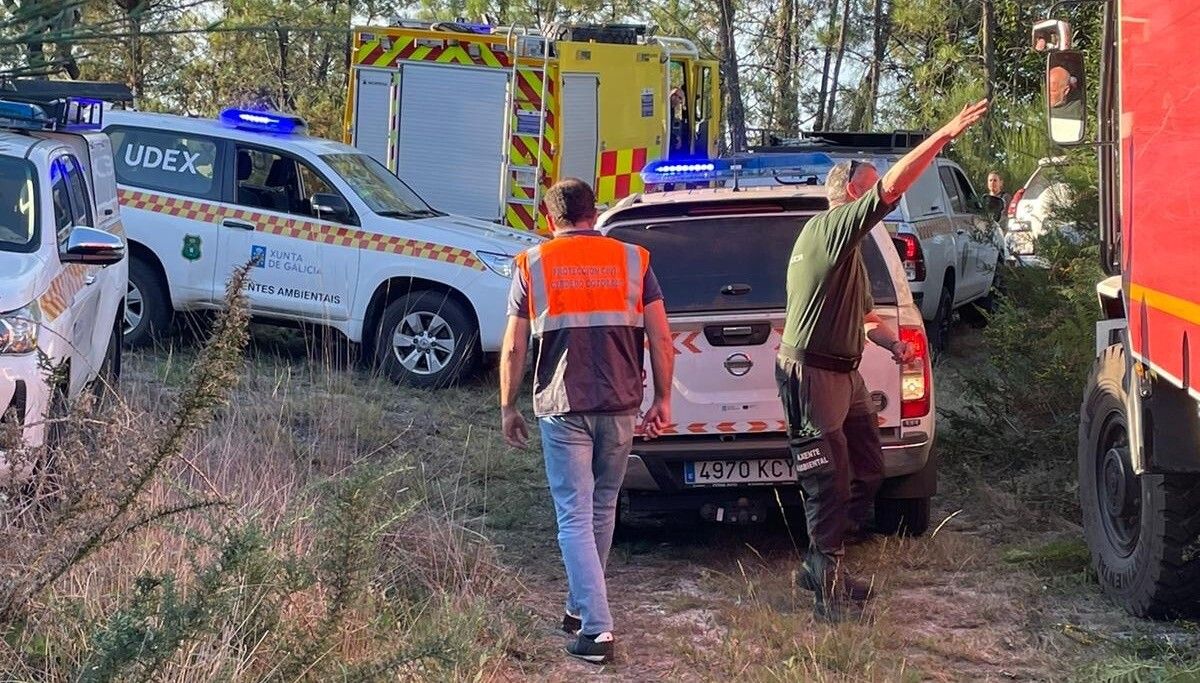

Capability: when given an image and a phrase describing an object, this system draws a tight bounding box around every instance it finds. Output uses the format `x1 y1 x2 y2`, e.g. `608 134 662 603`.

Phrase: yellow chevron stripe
354 39 381 64
375 36 410 66
479 44 502 67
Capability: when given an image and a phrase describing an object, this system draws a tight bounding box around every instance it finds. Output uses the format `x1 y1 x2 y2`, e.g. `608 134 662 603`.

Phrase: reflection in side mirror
60 226 125 266
310 193 351 223
1032 19 1072 53
1046 50 1087 145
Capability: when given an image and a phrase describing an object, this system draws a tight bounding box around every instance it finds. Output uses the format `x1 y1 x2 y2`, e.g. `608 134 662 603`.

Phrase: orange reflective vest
515 233 650 416
517 234 649 336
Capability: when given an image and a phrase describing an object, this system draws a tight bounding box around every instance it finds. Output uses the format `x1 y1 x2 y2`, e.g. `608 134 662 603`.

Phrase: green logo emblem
182 234 202 261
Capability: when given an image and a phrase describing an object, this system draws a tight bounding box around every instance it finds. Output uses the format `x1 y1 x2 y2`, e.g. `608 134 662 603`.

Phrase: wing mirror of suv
1046 50 1087 146
310 193 352 223
60 226 125 266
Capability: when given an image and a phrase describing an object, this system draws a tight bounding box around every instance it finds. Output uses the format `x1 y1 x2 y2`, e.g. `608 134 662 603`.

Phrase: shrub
939 158 1102 512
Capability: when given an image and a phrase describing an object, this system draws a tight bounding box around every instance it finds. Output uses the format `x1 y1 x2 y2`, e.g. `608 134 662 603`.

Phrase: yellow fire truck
343 21 720 231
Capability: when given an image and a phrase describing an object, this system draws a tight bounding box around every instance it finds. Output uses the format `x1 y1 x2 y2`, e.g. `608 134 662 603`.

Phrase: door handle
222 218 256 231
84 274 96 286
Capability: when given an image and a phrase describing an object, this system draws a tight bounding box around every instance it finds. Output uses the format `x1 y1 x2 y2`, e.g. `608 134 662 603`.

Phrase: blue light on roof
0 100 52 131
641 152 835 186
641 159 726 184
218 108 306 134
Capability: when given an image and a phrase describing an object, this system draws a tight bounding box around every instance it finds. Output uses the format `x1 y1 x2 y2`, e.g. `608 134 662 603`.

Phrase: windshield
0 158 38 253
321 153 439 218
607 214 896 314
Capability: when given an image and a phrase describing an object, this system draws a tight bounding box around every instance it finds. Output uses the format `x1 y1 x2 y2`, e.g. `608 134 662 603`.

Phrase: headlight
0 302 40 355
476 251 515 278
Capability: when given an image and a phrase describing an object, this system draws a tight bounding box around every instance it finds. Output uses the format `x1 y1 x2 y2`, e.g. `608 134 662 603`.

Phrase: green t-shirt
781 183 898 360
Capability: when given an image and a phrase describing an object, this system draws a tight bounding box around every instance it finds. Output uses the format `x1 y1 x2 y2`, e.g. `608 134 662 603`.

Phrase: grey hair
826 160 875 207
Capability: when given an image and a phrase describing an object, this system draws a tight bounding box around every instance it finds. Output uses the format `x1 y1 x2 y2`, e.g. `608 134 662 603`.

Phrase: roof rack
0 79 133 131
753 129 931 153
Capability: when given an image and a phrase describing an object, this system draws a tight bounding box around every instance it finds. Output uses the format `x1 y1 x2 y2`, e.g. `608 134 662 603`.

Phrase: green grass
1003 538 1092 576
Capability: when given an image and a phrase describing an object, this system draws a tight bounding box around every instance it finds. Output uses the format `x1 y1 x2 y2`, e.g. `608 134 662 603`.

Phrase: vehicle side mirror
1046 51 1087 146
1032 19 1072 53
60 226 125 265
310 193 352 223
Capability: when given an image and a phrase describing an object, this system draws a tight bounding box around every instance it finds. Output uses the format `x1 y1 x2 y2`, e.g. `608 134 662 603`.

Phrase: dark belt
778 343 861 372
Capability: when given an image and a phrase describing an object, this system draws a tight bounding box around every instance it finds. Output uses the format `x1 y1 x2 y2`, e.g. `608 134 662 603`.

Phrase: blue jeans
539 413 635 635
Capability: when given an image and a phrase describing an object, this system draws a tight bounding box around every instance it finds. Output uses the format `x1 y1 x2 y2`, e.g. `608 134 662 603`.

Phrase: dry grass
2 304 1197 681
0 282 529 680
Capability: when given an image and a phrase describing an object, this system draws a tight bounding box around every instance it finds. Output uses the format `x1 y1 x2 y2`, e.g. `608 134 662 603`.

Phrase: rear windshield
107 126 221 201
608 214 896 314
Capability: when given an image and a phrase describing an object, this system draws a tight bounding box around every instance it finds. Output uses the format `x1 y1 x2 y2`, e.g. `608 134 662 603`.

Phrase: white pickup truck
600 180 937 535
746 132 1005 350
0 90 128 452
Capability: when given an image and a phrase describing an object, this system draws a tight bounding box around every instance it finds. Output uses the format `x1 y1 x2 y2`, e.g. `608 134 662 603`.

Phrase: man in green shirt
778 99 990 622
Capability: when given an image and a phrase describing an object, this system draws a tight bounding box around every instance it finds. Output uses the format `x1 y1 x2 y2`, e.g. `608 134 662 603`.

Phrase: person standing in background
984 170 1010 223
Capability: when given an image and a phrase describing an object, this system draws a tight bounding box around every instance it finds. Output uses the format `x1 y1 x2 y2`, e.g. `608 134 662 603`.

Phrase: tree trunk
814 0 837 130
982 0 997 100
717 0 747 151
771 0 796 136
276 27 292 110
824 0 852 130
866 0 888 129
128 11 143 98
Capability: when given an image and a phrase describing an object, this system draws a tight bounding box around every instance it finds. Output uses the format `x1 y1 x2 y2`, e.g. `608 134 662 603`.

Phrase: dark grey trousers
776 356 884 556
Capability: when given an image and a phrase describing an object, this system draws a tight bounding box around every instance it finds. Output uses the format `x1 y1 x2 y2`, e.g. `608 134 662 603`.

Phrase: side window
296 162 346 220
235 146 316 217
695 67 711 122
50 161 73 241
63 155 92 227
938 166 966 214
109 126 220 200
904 166 946 217
952 168 979 212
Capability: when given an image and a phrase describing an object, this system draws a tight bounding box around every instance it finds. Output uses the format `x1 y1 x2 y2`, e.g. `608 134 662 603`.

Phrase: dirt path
492 501 1199 681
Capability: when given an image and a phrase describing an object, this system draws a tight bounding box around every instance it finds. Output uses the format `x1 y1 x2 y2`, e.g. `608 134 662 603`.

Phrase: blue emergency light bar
219 108 307 135
0 100 53 131
641 151 835 185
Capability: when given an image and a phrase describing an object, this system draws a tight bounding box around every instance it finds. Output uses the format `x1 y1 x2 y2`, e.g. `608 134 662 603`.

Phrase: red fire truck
1034 4 1200 617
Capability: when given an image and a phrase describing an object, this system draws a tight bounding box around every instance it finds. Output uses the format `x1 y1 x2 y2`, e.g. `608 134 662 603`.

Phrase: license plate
684 458 796 486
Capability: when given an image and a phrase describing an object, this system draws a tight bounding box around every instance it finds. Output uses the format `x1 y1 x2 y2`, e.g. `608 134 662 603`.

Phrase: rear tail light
1007 188 1025 218
899 325 931 419
892 233 927 282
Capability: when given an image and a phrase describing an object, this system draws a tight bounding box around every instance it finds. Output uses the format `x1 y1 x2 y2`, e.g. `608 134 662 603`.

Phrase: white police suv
0 93 128 451
602 154 937 535
104 108 541 386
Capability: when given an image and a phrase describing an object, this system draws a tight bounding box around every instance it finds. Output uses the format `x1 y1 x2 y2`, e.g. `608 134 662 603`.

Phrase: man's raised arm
880 100 990 204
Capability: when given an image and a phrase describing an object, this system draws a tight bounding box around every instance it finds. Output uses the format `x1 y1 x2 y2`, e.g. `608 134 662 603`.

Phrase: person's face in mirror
1049 65 1073 108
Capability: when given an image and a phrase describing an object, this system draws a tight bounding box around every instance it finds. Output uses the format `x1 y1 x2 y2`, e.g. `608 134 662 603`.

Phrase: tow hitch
700 497 767 524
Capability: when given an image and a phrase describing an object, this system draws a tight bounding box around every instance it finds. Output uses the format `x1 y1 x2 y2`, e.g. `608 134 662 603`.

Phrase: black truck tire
1079 345 1200 618
124 256 172 348
928 284 954 356
874 497 931 537
374 291 480 388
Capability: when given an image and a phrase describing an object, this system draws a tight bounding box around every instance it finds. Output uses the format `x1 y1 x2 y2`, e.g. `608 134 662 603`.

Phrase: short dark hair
544 178 597 227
